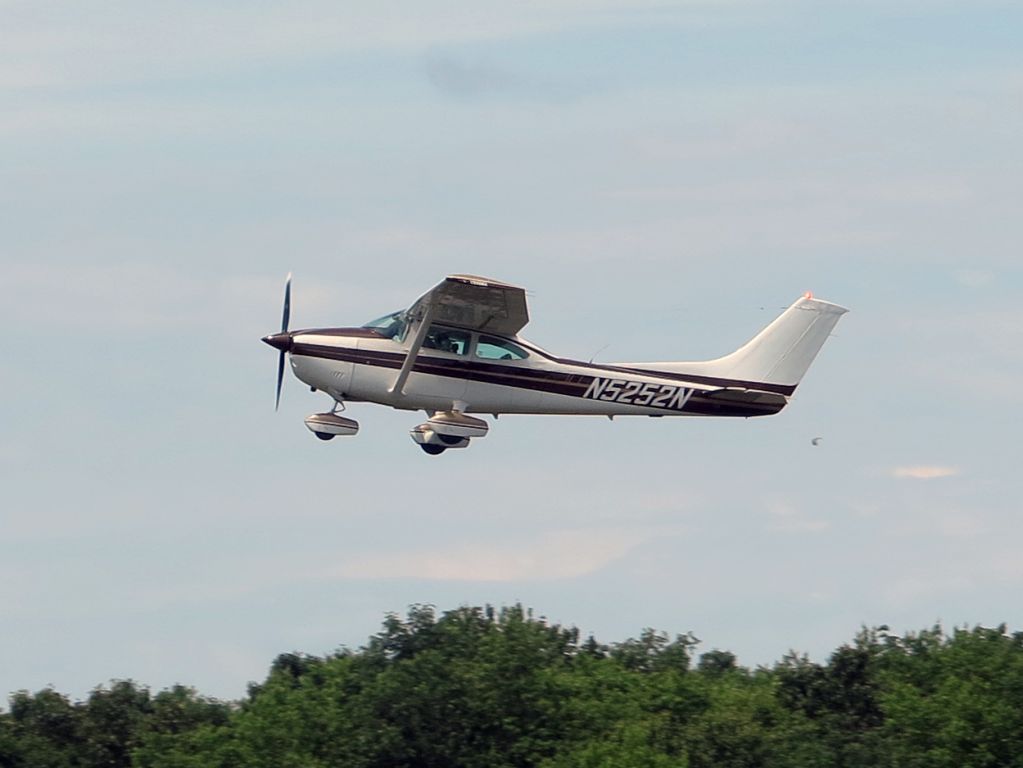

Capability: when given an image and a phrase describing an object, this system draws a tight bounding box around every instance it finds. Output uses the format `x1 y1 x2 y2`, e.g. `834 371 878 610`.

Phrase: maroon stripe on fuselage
469 336 797 396
586 365 795 396
295 327 795 395
296 327 385 338
290 341 784 417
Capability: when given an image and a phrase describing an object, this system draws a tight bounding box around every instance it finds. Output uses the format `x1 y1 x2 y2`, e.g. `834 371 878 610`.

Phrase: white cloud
936 512 986 538
891 465 960 480
1 263 337 336
330 528 649 582
615 174 974 208
987 555 1023 582
2 263 199 331
36 526 654 614
764 500 830 533
953 269 995 288
0 0 753 92
883 573 974 608
768 518 831 533
423 55 560 101
892 306 1023 406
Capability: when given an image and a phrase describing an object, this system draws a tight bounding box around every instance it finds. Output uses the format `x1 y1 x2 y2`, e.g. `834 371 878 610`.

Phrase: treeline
4 605 1023 767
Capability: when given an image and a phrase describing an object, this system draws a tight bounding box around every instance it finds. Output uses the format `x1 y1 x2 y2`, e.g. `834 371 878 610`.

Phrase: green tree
132 686 234 768
610 629 697 674
774 630 887 767
879 625 1023 768
697 651 737 676
78 680 153 767
8 608 1023 768
5 687 83 768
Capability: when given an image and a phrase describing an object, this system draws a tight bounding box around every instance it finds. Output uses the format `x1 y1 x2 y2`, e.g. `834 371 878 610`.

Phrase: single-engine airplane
262 274 847 455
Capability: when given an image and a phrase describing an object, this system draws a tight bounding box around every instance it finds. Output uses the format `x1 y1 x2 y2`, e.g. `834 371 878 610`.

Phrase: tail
637 294 848 393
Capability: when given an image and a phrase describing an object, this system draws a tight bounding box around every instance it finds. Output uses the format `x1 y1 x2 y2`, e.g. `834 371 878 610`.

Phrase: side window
475 335 530 361
423 326 470 356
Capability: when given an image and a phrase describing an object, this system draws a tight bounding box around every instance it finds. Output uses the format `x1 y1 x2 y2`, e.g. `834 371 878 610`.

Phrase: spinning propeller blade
281 272 291 333
263 273 292 411
275 350 286 411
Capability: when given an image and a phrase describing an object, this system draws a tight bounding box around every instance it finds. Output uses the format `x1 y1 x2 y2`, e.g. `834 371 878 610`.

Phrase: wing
409 274 529 335
390 275 529 396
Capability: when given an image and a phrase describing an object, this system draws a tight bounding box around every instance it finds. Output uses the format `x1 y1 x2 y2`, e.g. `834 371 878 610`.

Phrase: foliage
1 682 231 768
4 608 1023 767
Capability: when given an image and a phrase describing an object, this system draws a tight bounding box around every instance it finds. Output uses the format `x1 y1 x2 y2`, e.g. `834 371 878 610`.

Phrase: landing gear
410 426 469 453
409 407 484 455
304 399 359 439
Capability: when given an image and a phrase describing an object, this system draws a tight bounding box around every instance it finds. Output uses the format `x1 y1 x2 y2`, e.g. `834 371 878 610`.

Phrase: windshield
361 311 408 341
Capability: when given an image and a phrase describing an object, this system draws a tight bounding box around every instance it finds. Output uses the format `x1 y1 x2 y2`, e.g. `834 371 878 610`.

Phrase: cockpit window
361 311 408 341
423 325 470 356
476 336 529 361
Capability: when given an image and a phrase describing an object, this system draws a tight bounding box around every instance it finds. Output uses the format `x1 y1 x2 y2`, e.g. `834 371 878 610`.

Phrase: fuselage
286 325 787 419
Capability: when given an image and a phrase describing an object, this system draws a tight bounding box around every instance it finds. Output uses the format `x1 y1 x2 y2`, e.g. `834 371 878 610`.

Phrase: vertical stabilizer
636 294 848 391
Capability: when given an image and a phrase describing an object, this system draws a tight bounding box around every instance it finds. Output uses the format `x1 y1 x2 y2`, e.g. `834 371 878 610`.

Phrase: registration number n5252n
583 377 694 410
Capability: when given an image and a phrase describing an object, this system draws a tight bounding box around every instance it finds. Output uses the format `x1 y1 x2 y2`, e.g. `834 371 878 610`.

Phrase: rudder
639 294 848 391
721 294 847 387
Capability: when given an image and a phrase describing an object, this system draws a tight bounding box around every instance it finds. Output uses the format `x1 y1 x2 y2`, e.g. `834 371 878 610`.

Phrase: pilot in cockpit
434 332 457 353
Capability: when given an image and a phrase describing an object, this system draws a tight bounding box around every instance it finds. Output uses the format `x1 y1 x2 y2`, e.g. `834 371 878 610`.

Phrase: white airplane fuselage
286 326 787 419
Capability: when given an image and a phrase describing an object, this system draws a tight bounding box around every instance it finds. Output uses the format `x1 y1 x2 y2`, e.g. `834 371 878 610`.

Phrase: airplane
262 274 847 455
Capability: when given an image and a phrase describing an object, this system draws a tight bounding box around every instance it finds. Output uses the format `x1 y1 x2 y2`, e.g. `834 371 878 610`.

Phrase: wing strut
389 304 435 396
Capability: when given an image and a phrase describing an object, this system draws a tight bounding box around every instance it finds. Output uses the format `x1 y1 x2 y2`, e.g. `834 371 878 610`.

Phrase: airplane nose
262 332 293 352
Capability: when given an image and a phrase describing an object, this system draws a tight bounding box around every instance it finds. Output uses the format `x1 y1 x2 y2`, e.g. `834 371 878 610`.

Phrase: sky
2 0 1022 701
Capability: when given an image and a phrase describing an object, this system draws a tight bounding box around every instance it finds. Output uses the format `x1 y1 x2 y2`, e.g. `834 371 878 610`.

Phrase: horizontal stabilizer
703 388 789 408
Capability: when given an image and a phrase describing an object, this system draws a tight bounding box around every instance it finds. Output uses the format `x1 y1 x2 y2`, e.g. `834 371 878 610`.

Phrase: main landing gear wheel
314 432 335 441
420 443 446 455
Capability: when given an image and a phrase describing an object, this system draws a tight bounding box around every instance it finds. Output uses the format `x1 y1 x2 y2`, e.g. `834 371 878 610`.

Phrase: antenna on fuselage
588 342 609 364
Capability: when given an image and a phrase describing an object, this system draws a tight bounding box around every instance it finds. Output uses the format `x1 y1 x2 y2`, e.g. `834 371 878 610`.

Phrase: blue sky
2 0 1022 699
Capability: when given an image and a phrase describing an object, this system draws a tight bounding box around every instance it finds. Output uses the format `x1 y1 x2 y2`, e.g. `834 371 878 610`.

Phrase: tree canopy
4 606 1023 767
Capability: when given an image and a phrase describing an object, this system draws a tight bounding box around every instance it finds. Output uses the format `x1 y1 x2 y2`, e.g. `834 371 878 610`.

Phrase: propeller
261 273 293 411
281 272 291 335
275 273 292 410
